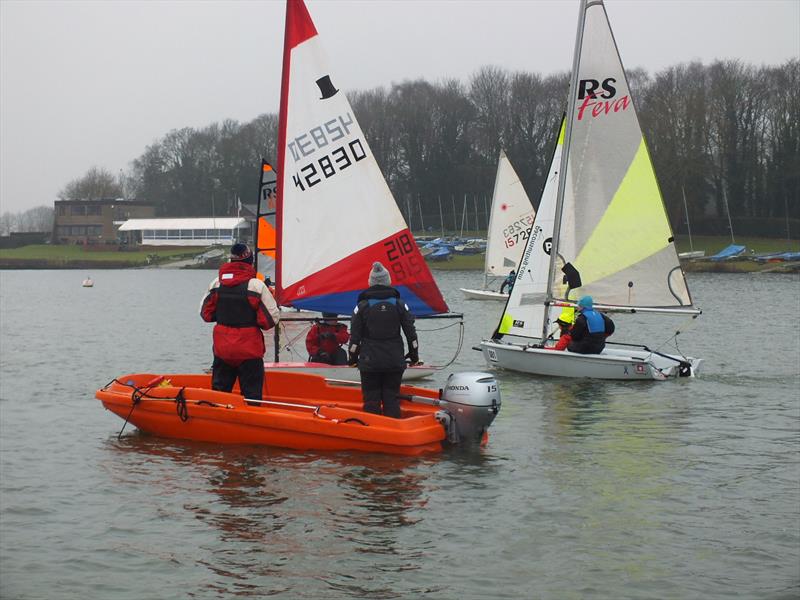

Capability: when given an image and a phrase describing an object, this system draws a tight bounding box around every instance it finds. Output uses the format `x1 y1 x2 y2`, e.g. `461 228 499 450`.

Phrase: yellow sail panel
573 138 672 287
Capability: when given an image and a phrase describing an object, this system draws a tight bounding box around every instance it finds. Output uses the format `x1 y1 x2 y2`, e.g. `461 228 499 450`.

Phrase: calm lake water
0 269 798 599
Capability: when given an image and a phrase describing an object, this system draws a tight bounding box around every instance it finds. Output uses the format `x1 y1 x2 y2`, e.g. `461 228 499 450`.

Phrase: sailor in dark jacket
567 295 615 355
349 262 419 418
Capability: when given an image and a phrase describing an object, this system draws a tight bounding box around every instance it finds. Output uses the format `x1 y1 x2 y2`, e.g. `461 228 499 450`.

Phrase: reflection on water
543 380 613 437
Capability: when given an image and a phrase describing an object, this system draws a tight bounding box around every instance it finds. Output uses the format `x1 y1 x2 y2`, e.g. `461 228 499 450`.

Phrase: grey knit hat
368 261 391 286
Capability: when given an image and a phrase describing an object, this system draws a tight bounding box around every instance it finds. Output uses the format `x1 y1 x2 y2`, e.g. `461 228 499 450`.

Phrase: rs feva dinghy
479 0 702 381
460 150 535 301
96 371 500 456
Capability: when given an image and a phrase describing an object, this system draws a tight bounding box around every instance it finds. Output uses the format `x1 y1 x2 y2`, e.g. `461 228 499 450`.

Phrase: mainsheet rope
274 318 465 369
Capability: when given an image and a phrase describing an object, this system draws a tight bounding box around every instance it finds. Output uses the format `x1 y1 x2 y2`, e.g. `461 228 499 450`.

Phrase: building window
71 206 86 216
87 205 102 216
57 206 66 216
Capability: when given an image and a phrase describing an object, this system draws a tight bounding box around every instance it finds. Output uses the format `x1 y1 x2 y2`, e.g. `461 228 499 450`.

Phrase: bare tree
58 166 123 200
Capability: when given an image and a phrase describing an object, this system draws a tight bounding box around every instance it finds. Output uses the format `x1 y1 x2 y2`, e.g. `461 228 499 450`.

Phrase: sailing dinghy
479 0 702 381
256 0 460 382
460 150 535 301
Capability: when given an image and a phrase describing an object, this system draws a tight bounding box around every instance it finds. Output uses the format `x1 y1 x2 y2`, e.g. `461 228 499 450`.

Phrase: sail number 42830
291 138 367 191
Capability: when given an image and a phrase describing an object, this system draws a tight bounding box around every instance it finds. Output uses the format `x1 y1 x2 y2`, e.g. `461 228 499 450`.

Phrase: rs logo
578 78 617 99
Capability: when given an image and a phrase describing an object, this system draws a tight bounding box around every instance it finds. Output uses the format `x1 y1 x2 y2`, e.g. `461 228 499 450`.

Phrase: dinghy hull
459 288 508 302
480 339 701 381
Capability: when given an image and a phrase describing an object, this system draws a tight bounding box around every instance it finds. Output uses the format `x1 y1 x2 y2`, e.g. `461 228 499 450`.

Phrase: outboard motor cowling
437 372 501 444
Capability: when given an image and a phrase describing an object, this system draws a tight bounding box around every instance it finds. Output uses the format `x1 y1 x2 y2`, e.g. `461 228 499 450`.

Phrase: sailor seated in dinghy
567 296 614 355
306 313 349 365
546 306 576 351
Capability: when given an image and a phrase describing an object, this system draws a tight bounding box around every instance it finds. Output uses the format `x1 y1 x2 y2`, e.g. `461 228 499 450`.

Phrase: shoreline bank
1 257 798 273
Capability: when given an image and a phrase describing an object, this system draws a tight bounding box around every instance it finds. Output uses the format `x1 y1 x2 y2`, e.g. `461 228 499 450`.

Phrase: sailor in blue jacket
567 296 614 354
500 269 516 294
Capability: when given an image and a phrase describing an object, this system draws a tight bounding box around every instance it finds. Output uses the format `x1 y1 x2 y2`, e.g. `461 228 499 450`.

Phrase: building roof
118 218 248 231
55 198 154 206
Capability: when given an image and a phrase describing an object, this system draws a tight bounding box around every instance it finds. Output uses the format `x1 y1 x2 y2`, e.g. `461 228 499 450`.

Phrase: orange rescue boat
96 371 500 456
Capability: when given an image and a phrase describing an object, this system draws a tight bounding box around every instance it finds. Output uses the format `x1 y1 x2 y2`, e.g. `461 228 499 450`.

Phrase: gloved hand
405 350 420 365
348 352 359 367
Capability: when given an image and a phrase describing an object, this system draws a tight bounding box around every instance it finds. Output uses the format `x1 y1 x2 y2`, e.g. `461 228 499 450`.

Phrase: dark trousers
360 370 404 418
212 356 264 400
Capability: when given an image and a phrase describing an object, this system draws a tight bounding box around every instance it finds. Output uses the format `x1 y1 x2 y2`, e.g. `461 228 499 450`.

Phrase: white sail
484 150 535 279
496 120 565 339
548 0 694 311
276 0 447 316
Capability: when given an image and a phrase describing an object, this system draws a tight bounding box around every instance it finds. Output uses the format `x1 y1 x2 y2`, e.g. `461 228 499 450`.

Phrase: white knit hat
368 261 391 286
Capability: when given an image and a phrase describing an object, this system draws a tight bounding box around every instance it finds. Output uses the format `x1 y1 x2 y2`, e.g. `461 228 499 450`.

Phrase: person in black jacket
567 295 615 354
349 262 419 418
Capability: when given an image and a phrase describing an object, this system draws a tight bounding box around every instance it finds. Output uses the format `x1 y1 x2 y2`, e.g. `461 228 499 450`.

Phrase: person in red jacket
305 313 349 365
200 243 280 400
546 307 575 351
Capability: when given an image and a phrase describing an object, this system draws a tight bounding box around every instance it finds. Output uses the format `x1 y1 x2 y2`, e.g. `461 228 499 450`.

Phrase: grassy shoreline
1 236 798 272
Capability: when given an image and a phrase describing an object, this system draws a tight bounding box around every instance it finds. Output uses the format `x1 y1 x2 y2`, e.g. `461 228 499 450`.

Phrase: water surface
1 269 798 599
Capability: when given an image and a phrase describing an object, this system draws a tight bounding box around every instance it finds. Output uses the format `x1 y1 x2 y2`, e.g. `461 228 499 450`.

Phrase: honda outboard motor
437 372 501 444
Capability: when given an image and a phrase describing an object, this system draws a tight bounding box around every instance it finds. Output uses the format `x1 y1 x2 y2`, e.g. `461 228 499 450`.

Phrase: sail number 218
384 233 423 283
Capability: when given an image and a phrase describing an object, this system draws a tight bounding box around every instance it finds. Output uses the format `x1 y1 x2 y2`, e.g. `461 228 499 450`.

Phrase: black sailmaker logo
316 75 339 100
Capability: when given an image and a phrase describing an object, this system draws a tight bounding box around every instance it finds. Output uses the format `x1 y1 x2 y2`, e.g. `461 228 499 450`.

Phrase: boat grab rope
102 379 234 438
311 405 369 426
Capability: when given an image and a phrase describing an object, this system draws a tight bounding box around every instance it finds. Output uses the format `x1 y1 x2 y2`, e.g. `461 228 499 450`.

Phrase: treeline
118 59 798 234
0 206 53 236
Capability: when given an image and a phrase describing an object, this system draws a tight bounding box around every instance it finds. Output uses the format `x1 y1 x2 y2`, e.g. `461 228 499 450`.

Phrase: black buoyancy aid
215 283 257 327
364 297 400 340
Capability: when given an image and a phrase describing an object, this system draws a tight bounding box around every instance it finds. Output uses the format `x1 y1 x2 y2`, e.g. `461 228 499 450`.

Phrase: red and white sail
276 0 447 316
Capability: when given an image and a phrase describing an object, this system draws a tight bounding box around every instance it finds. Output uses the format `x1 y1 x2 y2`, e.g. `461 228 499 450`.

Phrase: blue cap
577 295 593 309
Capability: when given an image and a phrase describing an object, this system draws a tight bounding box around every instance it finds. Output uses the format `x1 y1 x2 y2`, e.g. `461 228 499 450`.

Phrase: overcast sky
1 0 798 214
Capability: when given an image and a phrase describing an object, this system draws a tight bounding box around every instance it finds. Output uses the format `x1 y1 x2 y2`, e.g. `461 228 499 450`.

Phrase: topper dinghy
256 0 460 381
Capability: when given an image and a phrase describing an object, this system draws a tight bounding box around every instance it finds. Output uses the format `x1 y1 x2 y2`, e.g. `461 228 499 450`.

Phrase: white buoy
82 276 94 288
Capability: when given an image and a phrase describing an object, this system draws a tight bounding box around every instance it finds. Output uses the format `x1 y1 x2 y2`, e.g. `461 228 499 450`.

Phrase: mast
541 0 587 342
722 185 735 244
438 195 444 238
682 185 694 253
